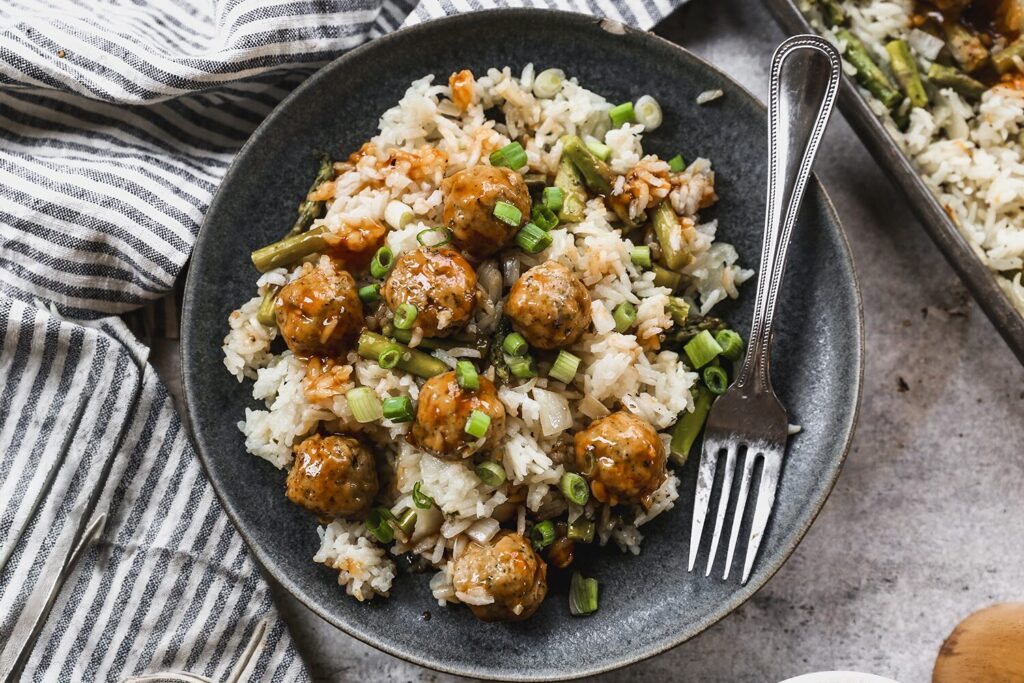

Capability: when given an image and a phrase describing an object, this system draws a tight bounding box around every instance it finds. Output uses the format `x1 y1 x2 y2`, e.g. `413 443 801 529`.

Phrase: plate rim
180 8 865 680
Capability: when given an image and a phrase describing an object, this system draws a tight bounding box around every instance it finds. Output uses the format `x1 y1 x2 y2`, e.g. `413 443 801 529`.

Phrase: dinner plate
766 0 1024 365
181 9 863 680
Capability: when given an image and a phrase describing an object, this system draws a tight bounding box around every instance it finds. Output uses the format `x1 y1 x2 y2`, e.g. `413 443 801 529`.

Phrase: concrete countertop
156 0 1024 679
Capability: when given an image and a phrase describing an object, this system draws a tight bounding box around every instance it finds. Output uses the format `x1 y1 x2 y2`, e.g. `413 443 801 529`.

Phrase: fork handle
737 35 842 391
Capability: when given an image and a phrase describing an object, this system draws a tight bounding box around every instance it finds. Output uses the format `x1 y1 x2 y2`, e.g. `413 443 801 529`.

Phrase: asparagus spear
561 135 614 195
885 39 929 108
926 63 987 100
652 202 694 270
554 155 587 223
816 0 847 27
666 296 690 326
390 327 488 354
942 22 989 73
993 35 1024 75
251 225 328 272
652 264 682 291
487 318 513 385
256 286 279 326
356 331 448 378
669 384 714 466
664 313 727 347
289 154 334 236
837 29 903 109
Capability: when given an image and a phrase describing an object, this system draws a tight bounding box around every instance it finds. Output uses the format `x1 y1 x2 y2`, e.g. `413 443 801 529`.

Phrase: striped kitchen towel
0 0 683 680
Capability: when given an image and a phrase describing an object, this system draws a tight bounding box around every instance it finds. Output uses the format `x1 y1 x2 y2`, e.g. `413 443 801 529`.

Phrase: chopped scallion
358 283 381 303
489 141 528 170
412 481 434 509
370 246 394 278
456 360 480 390
559 472 590 505
366 507 395 544
516 223 552 254
531 204 558 230
396 508 417 535
613 301 637 334
533 68 566 99
508 356 537 379
393 302 418 330
608 101 636 128
464 409 491 439
567 519 595 543
668 154 686 173
502 332 528 357
543 186 564 212
569 572 599 616
585 138 612 161
549 350 581 384
667 296 689 326
714 329 744 361
346 387 383 423
493 200 523 227
384 200 414 230
382 395 414 422
531 520 556 550
377 343 402 369
630 245 652 269
684 330 723 369
475 461 506 487
634 95 663 130
416 226 453 248
703 365 729 395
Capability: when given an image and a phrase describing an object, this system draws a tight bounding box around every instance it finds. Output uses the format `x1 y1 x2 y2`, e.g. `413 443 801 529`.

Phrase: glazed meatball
441 165 532 258
505 261 592 349
286 434 378 518
382 247 477 337
411 371 506 460
574 411 666 508
451 532 548 622
275 263 364 356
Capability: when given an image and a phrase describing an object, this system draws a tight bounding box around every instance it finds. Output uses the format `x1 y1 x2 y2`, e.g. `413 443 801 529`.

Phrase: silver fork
687 34 841 584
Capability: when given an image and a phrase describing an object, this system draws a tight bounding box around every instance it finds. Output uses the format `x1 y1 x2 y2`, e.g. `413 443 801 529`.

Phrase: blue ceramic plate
182 9 862 681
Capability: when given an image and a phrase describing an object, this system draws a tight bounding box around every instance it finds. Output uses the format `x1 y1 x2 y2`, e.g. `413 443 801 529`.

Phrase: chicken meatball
382 247 477 337
275 262 364 356
574 411 666 508
451 532 548 622
286 434 378 518
505 261 592 349
410 371 506 459
441 165 532 258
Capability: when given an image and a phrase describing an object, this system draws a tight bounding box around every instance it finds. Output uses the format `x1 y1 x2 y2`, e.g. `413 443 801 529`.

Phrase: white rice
223 64 751 602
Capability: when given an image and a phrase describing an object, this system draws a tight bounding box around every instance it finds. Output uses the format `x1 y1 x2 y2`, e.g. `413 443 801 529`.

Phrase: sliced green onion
493 200 523 227
613 301 637 334
703 365 729 395
489 141 528 170
567 519 595 543
502 332 528 357
370 246 394 278
533 68 566 99
569 572 599 616
412 481 434 509
515 223 552 254
508 356 537 379
543 186 564 212
531 204 558 231
393 302 418 330
416 226 453 248
668 154 686 173
358 283 381 303
585 138 612 161
475 461 506 487
396 508 417 536
346 387 383 423
464 409 491 439
630 245 652 269
714 329 744 361
456 360 480 390
366 507 395 543
384 200 414 230
667 296 689 326
531 520 556 550
633 95 663 130
608 101 636 128
559 472 590 505
684 330 723 369
549 350 581 384
377 343 402 369
382 395 414 422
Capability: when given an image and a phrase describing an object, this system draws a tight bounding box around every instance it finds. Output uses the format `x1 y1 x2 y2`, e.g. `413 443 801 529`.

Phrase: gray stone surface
153 0 1024 679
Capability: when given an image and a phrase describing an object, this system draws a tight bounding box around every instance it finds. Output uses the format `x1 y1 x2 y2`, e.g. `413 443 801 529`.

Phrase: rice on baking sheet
222 65 751 612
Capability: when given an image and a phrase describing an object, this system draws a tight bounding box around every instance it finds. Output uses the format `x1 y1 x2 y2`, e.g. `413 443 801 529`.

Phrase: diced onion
907 28 944 61
533 387 572 437
634 94 663 130
533 68 565 99
696 89 724 105
466 518 501 543
384 200 414 230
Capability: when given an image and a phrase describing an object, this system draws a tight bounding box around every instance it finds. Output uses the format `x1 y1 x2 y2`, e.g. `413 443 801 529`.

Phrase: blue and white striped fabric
0 1 682 680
